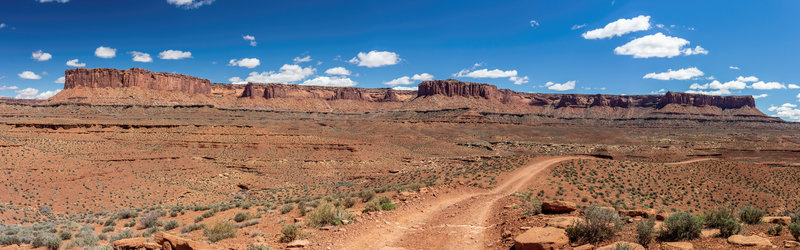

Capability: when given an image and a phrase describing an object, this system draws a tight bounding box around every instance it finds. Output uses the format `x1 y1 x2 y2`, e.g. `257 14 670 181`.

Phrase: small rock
784 241 800 248
341 219 350 225
294 217 305 223
574 244 595 250
546 217 584 229
520 226 531 230
762 216 792 225
389 169 400 173
663 242 693 250
727 235 773 247
287 239 310 248
319 226 333 231
597 242 645 250
502 230 512 238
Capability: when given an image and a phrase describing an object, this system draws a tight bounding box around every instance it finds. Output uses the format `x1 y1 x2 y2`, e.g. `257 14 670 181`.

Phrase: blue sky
1 0 800 120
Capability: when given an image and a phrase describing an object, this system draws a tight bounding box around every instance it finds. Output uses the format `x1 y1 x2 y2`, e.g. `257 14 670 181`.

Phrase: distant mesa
65 68 211 95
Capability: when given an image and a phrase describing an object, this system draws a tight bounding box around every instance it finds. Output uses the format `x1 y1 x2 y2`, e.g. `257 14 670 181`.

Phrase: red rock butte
65 68 211 95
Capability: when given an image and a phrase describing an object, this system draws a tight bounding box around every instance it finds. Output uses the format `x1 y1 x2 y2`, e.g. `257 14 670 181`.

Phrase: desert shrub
378 196 396 211
180 224 205 233
636 219 655 246
704 207 736 228
565 206 620 244
103 218 116 227
111 229 133 242
58 230 72 240
343 197 357 208
204 221 237 242
718 217 741 238
789 223 800 241
280 224 300 243
791 210 800 224
32 233 60 250
163 220 179 231
767 225 783 236
234 212 251 223
658 213 703 241
363 200 381 213
280 204 294 214
240 220 259 228
357 190 376 202
123 220 136 228
194 216 204 223
97 234 107 241
610 243 637 250
141 227 161 238
0 235 23 246
247 244 272 250
69 226 99 248
170 211 178 217
307 202 354 227
102 226 114 233
139 211 161 229
115 209 138 220
201 210 216 218
738 205 765 225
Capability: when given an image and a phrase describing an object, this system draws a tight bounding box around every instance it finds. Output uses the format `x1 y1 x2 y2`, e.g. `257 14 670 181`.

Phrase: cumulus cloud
392 86 418 91
751 94 768 99
14 88 61 99
545 81 576 91
167 0 214 8
768 103 800 121
687 78 752 96
18 71 42 80
129 51 153 63
411 73 434 81
685 89 732 96
643 67 704 80
0 85 18 91
571 24 587 30
751 81 786 90
729 66 740 70
66 59 86 67
736 76 759 82
37 0 69 3
300 76 357 87
293 55 312 63
582 15 651 39
228 58 261 68
529 20 539 27
159 50 192 60
245 64 315 84
95 46 116 59
242 35 257 47
229 77 247 85
324 67 351 76
788 84 800 89
614 33 707 58
32 50 52 61
55 76 65 84
348 51 400 68
454 68 528 84
383 74 433 86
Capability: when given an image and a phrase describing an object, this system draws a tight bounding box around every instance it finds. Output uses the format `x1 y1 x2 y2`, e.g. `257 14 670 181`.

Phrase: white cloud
643 67 704 80
18 71 42 80
293 55 312 64
159 50 192 60
37 0 69 3
736 76 759 82
582 15 651 39
768 103 800 121
685 89 731 96
690 80 747 91
348 51 400 68
751 94 768 99
384 76 412 86
300 76 357 87
0 23 5 29
614 33 707 58
245 64 315 84
750 81 786 90
32 50 52 61
729 66 740 70
545 81 576 91
392 86 418 91
228 58 261 68
129 51 153 63
411 73 434 81
798 93 800 101
650 89 667 94
530 20 539 27
66 59 86 67
454 68 528 84
0 85 18 91
788 84 800 89
166 0 214 8
324 67 351 76
95 46 116 59
55 76 65 84
14 88 61 99
571 24 587 30
242 35 257 47
229 77 247 85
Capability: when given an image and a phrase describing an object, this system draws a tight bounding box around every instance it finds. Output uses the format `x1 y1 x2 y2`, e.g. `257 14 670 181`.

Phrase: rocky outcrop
113 237 162 250
331 87 366 101
379 89 400 102
65 68 211 95
240 83 255 98
660 91 755 109
418 80 496 99
513 227 569 250
545 217 584 229
542 200 577 213
727 235 773 247
263 84 289 99
153 232 216 250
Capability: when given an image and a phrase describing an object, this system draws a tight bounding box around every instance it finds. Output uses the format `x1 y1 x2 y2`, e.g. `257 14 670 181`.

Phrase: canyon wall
65 68 211 95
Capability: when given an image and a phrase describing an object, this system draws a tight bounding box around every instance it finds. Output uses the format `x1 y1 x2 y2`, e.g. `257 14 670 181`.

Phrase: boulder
153 232 216 250
287 239 310 248
727 235 773 247
545 217 584 229
761 216 792 225
785 241 800 248
513 227 569 250
597 242 645 250
663 242 693 250
541 200 577 214
113 237 163 250
700 229 719 238
573 244 594 250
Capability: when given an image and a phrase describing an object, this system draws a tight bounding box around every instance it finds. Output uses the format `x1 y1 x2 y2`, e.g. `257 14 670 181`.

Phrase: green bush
658 213 703 241
307 202 354 227
163 220 179 231
194 216 204 223
123 220 136 228
32 233 61 250
204 222 237 242
363 200 381 213
718 217 741 238
790 210 799 224
234 212 251 223
280 204 294 214
767 225 783 236
180 224 205 233
789 223 800 241
115 209 138 220
139 211 161 229
343 197 357 208
201 210 216 218
517 192 542 215
610 243 637 250
280 224 300 243
704 207 736 228
102 226 114 233
635 219 654 246
565 206 620 244
247 244 272 250
378 197 396 211
357 190 376 202
58 230 72 240
111 229 133 242
738 205 765 225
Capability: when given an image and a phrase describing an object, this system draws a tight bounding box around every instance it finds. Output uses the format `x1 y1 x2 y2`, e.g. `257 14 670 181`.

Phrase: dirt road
329 156 584 250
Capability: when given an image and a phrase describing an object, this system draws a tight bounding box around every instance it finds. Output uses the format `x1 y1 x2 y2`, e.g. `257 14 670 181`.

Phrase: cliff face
65 68 211 95
418 80 497 99
659 91 755 109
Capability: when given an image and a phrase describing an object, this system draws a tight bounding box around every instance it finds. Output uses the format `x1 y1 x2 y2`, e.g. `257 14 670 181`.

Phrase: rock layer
65 68 211 95
418 79 496 99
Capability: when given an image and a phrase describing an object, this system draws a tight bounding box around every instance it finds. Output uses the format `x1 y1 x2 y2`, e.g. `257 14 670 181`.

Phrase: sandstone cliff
65 68 211 95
